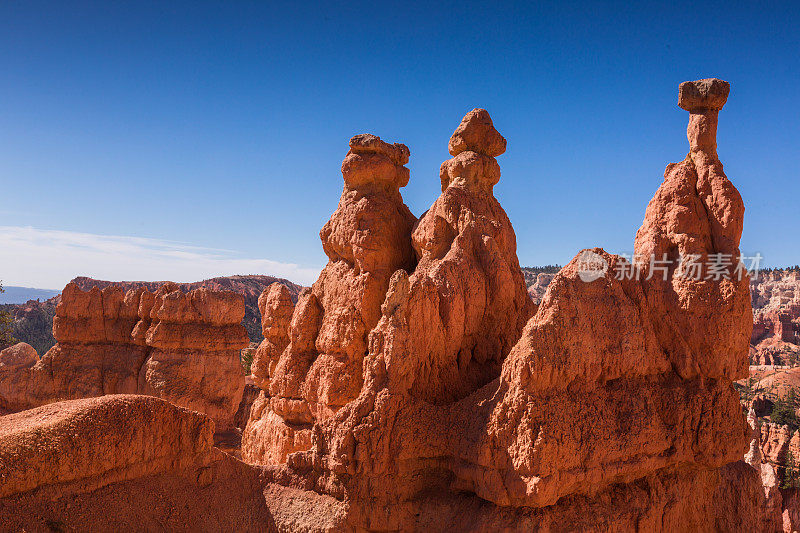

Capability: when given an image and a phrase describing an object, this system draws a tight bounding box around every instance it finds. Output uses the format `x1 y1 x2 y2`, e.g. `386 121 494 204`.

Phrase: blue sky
1 1 798 288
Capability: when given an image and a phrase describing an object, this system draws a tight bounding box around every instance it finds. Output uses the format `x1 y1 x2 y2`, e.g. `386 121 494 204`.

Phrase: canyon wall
751 271 800 365
69 274 302 343
0 282 248 429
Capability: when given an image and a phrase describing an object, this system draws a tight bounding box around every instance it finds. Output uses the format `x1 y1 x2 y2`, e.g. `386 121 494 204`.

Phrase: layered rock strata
0 283 248 429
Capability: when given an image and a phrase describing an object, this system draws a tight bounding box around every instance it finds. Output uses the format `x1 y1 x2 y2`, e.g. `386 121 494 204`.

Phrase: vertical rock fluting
242 133 417 465
246 82 763 531
306 109 534 527
274 108 535 528
0 282 248 429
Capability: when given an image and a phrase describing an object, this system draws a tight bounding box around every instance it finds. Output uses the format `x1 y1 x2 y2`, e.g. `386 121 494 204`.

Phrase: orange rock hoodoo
242 133 417 464
0 283 248 429
240 83 759 530
0 79 766 531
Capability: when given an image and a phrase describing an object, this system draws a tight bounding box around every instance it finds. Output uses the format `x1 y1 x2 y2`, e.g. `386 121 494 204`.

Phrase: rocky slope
0 395 276 530
739 269 800 531
750 269 800 366
0 298 57 354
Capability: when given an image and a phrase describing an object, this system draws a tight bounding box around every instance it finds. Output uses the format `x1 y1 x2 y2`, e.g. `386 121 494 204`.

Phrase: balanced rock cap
678 78 730 112
348 133 410 166
341 133 411 189
448 108 507 157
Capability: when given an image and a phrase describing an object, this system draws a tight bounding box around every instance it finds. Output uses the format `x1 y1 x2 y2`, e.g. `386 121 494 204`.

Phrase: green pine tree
0 282 17 349
240 346 255 375
771 390 800 431
783 450 800 489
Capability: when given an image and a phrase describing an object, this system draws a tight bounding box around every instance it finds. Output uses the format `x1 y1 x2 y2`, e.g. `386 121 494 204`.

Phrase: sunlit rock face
242 133 417 465
0 282 248 429
5 79 762 531
238 81 764 531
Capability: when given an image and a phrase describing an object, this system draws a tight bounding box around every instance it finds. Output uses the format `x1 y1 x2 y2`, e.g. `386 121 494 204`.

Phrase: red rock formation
738 406 800 531
633 78 750 381
1 80 769 531
759 461 786 532
242 133 417 465
405 108 533 403
137 284 248 429
751 270 800 365
0 283 248 429
0 395 212 498
761 422 793 465
250 283 295 392
746 407 763 468
752 341 800 367
526 272 555 304
752 271 800 312
0 395 275 530
0 342 37 370
0 343 39 415
782 489 800 533
69 274 303 343
240 84 759 530
754 367 800 399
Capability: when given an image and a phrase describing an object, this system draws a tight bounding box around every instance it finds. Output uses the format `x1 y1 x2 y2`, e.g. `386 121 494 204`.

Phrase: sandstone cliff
0 282 248 429
0 274 303 359
70 274 303 344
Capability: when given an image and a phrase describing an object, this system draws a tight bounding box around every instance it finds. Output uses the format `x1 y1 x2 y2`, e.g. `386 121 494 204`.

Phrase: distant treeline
760 265 800 273
521 265 563 275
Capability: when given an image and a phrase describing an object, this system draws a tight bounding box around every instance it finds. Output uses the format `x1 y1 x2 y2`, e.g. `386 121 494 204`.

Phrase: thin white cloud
0 226 320 289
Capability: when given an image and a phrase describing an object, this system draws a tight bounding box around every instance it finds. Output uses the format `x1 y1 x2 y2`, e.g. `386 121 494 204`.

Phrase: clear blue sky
1 1 798 288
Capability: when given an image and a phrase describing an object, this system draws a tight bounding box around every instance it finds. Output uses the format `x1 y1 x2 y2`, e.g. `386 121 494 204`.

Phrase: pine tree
0 282 17 349
240 347 255 375
771 390 800 431
783 450 800 489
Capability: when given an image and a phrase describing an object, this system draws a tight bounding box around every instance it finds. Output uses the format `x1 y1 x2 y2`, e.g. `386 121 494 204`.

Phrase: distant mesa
0 286 60 305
